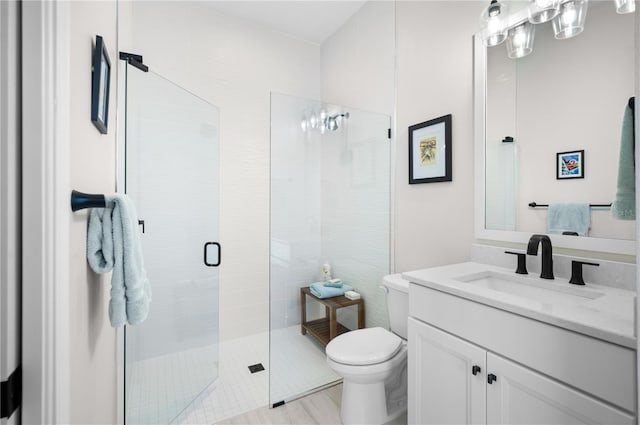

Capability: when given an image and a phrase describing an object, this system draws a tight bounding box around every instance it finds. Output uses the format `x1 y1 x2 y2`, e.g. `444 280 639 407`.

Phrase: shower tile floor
163 325 340 424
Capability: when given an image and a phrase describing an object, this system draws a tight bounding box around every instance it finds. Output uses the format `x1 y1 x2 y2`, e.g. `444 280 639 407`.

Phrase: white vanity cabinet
408 318 635 424
407 280 637 425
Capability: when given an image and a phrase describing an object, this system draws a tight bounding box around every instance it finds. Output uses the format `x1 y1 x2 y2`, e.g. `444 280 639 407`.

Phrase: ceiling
206 1 368 44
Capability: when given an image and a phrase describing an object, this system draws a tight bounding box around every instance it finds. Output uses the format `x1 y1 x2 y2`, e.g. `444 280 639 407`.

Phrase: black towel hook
71 190 106 212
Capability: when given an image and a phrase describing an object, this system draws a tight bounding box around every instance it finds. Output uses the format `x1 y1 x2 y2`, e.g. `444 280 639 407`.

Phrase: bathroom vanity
405 262 636 424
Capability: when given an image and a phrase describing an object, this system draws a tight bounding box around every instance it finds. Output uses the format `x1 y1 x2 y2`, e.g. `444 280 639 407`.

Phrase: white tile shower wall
270 94 324 330
319 0 395 329
321 109 391 329
129 1 322 341
471 243 636 292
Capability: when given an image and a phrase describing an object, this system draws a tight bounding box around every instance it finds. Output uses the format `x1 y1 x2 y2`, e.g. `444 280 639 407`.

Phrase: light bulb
552 0 588 40
614 0 635 14
528 0 560 24
506 22 535 59
480 0 509 47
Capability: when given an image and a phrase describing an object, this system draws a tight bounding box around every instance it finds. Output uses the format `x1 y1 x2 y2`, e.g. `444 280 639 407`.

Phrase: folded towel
310 282 353 299
87 194 151 327
547 203 590 236
612 103 635 220
323 279 343 288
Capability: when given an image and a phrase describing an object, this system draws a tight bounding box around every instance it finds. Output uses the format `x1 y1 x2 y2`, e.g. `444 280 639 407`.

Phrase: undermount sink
454 270 605 305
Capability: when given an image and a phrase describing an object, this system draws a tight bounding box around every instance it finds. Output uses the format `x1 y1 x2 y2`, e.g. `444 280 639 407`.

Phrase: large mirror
475 1 638 254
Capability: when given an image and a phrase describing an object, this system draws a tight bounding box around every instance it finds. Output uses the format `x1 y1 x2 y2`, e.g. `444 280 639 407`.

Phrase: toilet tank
382 274 410 339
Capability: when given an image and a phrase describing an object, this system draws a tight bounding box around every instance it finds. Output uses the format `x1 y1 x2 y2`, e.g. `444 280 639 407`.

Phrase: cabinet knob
487 373 497 384
472 365 481 376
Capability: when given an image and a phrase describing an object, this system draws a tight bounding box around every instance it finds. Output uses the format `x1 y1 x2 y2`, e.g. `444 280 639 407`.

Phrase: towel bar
528 202 612 209
71 190 106 212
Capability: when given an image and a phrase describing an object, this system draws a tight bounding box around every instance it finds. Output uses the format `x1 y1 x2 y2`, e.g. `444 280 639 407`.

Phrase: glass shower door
124 66 220 424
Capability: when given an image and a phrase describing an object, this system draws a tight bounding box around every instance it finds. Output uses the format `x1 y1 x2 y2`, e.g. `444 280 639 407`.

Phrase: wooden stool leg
358 302 365 329
300 288 307 335
329 307 338 340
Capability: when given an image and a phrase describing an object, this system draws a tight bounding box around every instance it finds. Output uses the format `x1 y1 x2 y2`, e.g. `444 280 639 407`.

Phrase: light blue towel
612 104 635 220
87 194 151 327
310 282 353 299
547 203 590 236
323 279 343 288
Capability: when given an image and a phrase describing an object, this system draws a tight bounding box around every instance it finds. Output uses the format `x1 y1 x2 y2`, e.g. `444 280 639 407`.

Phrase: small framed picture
408 114 452 184
557 150 584 179
91 35 111 134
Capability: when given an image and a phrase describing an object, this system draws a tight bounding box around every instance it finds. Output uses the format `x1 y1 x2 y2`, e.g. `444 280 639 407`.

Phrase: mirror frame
473 8 638 256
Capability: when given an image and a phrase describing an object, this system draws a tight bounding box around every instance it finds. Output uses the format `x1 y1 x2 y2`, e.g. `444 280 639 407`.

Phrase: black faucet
527 234 554 279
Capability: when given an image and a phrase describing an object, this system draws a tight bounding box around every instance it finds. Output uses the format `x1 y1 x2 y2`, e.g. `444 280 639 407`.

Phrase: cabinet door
486 353 634 425
408 318 486 425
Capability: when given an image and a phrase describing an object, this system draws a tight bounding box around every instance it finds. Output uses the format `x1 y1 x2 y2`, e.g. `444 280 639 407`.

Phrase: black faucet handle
505 251 528 275
569 260 599 286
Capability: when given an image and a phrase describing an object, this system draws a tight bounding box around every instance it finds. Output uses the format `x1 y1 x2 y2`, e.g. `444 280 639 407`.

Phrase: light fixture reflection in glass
528 0 560 24
614 0 635 14
301 118 308 132
552 0 588 40
309 114 318 129
506 22 535 59
480 0 509 47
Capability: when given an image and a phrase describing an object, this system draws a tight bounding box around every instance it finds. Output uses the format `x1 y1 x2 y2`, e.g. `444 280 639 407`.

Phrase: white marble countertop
403 262 637 349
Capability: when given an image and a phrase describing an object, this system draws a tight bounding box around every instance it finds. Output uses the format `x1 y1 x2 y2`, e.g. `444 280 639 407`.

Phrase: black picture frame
408 114 452 184
556 150 584 180
91 35 111 134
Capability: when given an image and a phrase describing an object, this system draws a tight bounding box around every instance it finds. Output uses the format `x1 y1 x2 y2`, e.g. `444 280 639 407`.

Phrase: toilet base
335 348 407 425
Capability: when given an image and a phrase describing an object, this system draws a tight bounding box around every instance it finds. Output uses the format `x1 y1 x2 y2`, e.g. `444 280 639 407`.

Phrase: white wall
0 2 21 423
68 1 118 423
319 1 395 328
127 1 321 342
321 1 395 116
395 1 479 272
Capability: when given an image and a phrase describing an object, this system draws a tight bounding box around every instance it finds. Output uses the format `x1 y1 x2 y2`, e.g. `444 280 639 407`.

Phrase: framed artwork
409 114 452 184
91 35 111 134
557 150 584 179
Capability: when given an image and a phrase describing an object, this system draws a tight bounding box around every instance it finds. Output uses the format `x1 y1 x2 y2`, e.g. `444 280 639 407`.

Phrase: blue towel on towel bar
612 104 636 220
310 282 353 299
547 203 591 236
87 194 151 327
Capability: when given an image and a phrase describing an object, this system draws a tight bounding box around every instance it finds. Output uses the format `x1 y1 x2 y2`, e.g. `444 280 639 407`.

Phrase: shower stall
123 63 221 424
269 93 392 406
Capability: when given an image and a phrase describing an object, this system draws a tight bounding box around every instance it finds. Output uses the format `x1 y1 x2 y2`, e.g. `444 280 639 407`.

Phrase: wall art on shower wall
557 150 584 179
408 114 452 184
91 35 111 134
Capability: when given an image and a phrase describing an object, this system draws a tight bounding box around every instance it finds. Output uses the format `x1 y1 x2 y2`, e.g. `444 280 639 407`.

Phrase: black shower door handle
204 242 221 267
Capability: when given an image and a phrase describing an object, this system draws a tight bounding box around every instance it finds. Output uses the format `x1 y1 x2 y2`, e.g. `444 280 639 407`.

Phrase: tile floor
167 325 338 424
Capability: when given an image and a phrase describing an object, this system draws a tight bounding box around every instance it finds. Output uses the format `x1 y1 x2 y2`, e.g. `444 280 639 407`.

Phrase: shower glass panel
270 93 391 405
124 66 220 424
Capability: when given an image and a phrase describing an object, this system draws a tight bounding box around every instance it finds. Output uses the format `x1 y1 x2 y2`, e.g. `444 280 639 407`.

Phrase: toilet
325 274 409 425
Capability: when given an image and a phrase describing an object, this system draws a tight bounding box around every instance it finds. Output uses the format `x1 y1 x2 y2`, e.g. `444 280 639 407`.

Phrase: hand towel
87 194 151 327
310 282 353 299
323 279 343 288
547 203 590 236
612 103 636 220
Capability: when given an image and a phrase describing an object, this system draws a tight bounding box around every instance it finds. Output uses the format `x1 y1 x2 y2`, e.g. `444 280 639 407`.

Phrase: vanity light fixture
528 0 560 24
614 0 635 14
480 0 509 47
552 0 589 40
506 22 536 59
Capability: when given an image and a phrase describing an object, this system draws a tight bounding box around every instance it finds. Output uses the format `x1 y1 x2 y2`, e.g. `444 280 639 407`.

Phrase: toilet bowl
325 274 409 425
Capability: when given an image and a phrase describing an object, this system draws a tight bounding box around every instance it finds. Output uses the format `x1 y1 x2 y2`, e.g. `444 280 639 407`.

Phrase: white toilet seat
326 327 402 366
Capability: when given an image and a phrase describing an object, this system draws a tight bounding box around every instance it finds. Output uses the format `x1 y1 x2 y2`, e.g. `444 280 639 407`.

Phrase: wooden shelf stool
300 286 365 346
